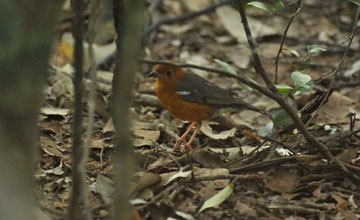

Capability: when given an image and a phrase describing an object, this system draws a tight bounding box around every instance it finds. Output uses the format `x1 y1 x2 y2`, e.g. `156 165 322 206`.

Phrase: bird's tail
233 102 273 120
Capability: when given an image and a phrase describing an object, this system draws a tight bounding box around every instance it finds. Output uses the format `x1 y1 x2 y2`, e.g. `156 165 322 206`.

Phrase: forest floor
37 0 360 219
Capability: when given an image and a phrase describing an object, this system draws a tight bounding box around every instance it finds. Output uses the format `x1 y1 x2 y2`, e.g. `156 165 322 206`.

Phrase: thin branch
194 174 263 182
237 1 279 93
274 0 303 84
67 0 85 218
229 156 298 173
263 136 296 155
82 1 101 219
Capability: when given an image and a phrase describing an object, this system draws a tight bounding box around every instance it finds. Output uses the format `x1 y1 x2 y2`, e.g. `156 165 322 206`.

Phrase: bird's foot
173 138 193 152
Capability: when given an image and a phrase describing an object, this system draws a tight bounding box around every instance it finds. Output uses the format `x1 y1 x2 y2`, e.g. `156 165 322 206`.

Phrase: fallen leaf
131 172 161 194
41 107 70 116
132 138 153 147
95 174 115 203
137 188 154 200
331 193 348 211
44 160 64 176
191 148 226 168
103 118 115 133
147 156 173 171
348 195 358 210
335 148 358 163
264 168 300 193
175 211 195 220
42 121 62 134
200 121 236 140
216 6 277 42
164 167 192 185
132 129 160 142
41 144 65 158
198 183 234 213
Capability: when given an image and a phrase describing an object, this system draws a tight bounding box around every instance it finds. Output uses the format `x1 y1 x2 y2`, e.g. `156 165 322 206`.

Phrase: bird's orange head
147 64 185 88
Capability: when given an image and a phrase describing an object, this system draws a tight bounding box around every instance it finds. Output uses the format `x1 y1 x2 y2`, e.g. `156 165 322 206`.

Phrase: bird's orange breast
155 78 214 122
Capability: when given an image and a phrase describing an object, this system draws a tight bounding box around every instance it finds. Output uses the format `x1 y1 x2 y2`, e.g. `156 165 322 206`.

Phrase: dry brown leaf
234 201 257 218
132 129 160 142
103 118 115 133
330 193 348 211
216 6 277 42
182 0 210 22
42 121 62 134
41 107 70 116
132 138 153 148
91 137 112 149
335 148 358 163
191 148 226 168
131 173 161 195
200 121 236 140
264 168 300 193
317 92 357 126
41 145 65 158
147 156 173 171
240 145 269 155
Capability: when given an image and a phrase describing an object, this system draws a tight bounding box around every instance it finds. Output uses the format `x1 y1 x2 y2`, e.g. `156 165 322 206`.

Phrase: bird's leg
184 121 201 151
173 121 197 151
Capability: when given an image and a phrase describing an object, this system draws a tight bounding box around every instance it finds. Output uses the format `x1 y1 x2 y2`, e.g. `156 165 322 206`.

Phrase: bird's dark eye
166 70 172 76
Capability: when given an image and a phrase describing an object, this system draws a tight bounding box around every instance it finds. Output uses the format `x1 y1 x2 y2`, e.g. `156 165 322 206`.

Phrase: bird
148 63 267 152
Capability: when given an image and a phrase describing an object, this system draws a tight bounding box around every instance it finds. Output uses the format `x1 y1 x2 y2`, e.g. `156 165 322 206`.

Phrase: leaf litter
37 1 360 219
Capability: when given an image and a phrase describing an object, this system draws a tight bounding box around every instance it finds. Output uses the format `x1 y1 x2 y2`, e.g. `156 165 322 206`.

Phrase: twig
237 0 360 182
274 0 303 84
229 156 297 173
82 1 100 218
263 136 296 155
152 142 182 169
237 1 278 93
194 174 263 181
67 0 86 219
333 127 360 142
276 205 320 215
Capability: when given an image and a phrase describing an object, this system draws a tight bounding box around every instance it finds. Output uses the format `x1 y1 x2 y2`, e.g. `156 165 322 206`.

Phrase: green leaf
273 0 285 11
273 110 294 128
275 84 293 96
291 71 314 93
305 57 315 65
307 44 327 53
214 59 237 75
247 1 272 12
285 48 301 58
198 184 234 213
347 0 360 6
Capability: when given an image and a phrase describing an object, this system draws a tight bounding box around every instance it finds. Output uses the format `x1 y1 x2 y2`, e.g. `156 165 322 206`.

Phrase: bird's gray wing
175 71 267 115
175 72 238 106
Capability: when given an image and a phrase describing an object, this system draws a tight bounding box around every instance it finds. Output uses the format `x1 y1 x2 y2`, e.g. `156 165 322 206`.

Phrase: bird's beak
147 71 158 78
